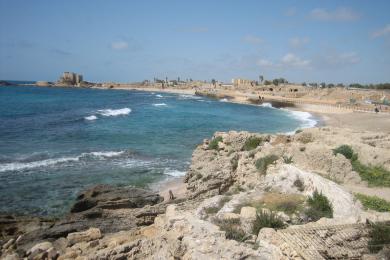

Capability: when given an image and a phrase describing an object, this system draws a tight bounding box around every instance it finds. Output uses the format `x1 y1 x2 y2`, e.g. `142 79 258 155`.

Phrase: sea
0 83 317 216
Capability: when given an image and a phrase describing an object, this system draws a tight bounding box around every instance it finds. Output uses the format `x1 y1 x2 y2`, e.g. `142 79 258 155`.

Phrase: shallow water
0 85 316 216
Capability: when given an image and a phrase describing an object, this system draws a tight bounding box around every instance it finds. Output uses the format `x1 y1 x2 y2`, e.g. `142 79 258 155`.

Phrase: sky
0 0 390 84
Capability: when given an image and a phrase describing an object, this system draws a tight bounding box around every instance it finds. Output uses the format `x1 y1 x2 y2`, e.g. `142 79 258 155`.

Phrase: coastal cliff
1 127 390 259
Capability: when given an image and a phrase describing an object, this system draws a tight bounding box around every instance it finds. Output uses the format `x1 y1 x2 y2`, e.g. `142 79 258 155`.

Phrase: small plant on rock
305 190 333 221
283 155 293 164
355 193 390 212
242 136 263 151
255 155 279 175
252 210 286 235
333 145 357 160
208 136 223 150
368 222 390 253
214 218 248 242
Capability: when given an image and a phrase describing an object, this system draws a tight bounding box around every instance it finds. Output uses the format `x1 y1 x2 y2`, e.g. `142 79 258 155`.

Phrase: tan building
232 78 252 86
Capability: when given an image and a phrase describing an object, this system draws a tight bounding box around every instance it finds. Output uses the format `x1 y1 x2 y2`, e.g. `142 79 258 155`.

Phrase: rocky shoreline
1 127 390 259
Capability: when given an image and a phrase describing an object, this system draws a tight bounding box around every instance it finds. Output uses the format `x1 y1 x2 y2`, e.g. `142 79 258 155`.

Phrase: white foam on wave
155 94 163 98
98 108 131 117
85 115 97 121
0 150 126 172
259 103 274 108
179 94 202 100
88 151 125 158
153 103 167 107
164 169 186 177
282 109 317 131
0 157 80 173
220 98 228 102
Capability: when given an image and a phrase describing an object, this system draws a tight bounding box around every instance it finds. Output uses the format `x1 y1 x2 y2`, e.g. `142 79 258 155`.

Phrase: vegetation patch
352 160 390 187
283 155 293 164
255 155 279 175
333 145 390 187
355 193 390 212
305 190 333 221
242 136 263 151
368 222 390 253
214 218 248 242
208 136 223 150
230 155 239 171
252 210 286 235
333 145 357 160
295 129 303 134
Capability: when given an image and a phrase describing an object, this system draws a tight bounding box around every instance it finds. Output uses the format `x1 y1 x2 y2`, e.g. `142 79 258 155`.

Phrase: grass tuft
283 155 293 164
333 145 357 160
242 136 263 151
355 193 390 212
214 218 248 242
252 210 286 235
293 178 305 192
368 222 390 253
255 155 279 175
208 136 223 150
305 190 333 221
352 160 390 187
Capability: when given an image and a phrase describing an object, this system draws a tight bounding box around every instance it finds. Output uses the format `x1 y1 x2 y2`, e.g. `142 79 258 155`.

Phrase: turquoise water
0 85 316 216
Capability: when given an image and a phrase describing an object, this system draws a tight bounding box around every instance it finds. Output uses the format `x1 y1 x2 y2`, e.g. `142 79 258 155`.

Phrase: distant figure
169 190 175 200
374 107 379 113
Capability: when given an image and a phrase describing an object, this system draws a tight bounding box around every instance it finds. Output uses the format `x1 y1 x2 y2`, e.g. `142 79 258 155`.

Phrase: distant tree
273 79 279 86
189 78 193 82
264 80 272 85
259 75 264 83
320 82 326 88
178 77 180 82
211 79 216 87
327 83 335 88
165 77 168 83
336 83 344 88
302 82 307 86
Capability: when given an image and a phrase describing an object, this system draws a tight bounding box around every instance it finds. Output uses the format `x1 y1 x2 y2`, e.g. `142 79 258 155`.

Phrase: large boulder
71 184 163 212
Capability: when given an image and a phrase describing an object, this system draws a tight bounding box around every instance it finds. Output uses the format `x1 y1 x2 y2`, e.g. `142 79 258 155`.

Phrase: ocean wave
179 94 202 100
85 115 97 121
283 109 317 129
97 108 131 117
153 103 167 107
259 103 274 108
164 169 186 177
220 98 228 102
0 150 126 172
0 157 80 173
155 94 163 98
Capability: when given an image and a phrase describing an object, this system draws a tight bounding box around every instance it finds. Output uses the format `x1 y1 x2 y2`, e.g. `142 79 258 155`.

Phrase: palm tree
259 75 264 84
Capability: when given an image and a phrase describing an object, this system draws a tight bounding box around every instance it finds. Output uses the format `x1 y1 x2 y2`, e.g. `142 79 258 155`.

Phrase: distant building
232 78 252 86
59 72 83 86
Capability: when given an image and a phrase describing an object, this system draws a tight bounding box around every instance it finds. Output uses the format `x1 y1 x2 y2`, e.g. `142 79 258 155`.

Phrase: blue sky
1 0 389 84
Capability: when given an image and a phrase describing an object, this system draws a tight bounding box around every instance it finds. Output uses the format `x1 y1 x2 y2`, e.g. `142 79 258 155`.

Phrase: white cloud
289 37 309 49
257 53 310 69
309 7 359 21
111 41 128 50
242 35 264 45
372 24 390 38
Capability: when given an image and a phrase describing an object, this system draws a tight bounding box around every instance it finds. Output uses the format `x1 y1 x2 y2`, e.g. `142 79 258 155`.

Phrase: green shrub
352 160 390 187
355 193 390 212
333 145 357 160
368 222 390 253
208 136 223 150
305 190 333 221
255 155 279 175
242 136 263 151
295 129 303 134
252 210 286 235
283 155 293 164
215 218 248 242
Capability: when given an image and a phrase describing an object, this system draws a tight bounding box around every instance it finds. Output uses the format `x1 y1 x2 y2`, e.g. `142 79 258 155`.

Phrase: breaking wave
84 115 97 121
97 108 131 117
153 103 167 107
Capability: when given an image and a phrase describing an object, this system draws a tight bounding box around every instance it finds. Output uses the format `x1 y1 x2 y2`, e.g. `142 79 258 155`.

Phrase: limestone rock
67 228 102 246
